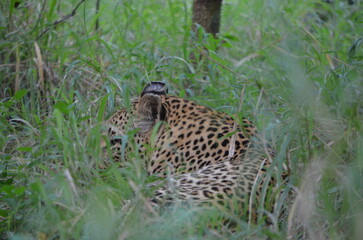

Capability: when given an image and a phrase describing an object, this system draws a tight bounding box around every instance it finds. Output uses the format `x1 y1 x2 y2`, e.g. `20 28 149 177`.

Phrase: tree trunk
191 0 223 38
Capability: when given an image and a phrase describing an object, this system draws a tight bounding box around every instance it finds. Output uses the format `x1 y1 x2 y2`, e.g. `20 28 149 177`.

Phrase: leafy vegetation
0 0 362 239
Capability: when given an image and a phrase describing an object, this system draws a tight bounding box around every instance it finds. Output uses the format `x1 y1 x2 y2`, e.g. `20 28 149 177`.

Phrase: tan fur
104 89 280 216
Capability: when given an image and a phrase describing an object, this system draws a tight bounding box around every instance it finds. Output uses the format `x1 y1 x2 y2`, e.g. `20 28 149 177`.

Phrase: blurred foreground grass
0 0 362 239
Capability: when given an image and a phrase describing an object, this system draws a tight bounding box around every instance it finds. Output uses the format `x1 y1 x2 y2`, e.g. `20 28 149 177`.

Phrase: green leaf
53 109 64 136
78 115 91 123
222 34 239 41
221 39 233 48
218 130 239 140
1 178 13 186
0 209 9 217
348 37 363 60
54 101 72 114
3 100 14 108
13 186 26 195
97 95 109 122
209 51 229 66
17 147 32 152
0 185 13 196
14 89 28 100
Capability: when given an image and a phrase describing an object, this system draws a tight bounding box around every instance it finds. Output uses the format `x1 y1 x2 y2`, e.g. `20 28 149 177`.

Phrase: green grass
1 0 362 239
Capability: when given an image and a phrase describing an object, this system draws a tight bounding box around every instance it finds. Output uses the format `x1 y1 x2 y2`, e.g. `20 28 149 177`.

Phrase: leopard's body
105 82 277 210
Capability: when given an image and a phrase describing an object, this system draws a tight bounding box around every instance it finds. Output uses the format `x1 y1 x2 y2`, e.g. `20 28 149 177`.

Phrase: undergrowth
0 0 362 239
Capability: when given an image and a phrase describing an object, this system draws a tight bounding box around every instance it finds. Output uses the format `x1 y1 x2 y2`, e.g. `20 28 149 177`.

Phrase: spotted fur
105 82 279 214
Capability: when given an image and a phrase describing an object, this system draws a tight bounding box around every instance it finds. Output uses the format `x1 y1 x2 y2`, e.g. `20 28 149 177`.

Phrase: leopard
104 81 283 217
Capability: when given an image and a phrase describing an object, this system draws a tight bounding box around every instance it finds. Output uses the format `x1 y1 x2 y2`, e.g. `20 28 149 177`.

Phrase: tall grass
0 0 362 239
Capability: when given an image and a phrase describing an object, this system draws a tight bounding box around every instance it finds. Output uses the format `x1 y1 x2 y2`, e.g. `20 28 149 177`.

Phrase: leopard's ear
135 82 168 132
141 81 168 97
